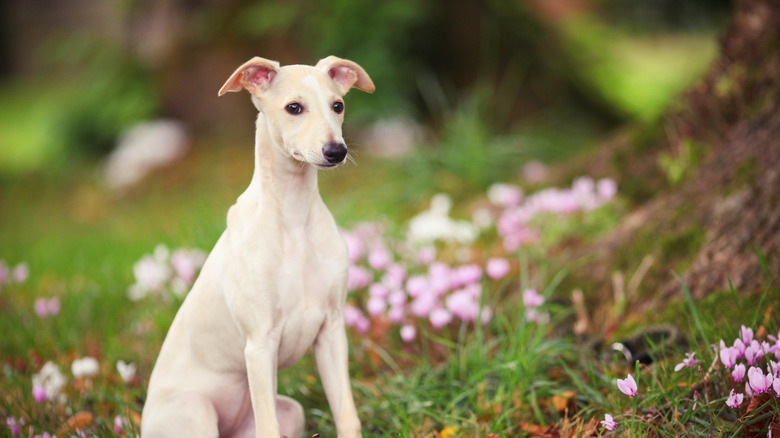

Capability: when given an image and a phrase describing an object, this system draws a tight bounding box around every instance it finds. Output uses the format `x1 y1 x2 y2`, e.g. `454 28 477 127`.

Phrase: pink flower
445 290 480 322
523 289 544 308
384 264 407 289
745 341 764 365
600 413 617 431
341 232 365 263
6 417 21 436
400 325 416 343
32 384 46 403
369 283 389 299
674 352 700 371
451 264 482 289
388 306 405 323
480 307 493 325
347 265 372 292
429 308 452 329
170 249 206 286
486 258 510 280
740 325 754 344
748 366 774 394
428 263 452 295
416 247 436 265
616 373 638 397
769 360 780 378
770 329 780 344
366 296 387 317
525 308 550 325
34 297 61 318
733 338 746 358
745 380 754 398
774 375 780 397
343 305 369 333
12 263 29 284
114 416 124 434
388 290 406 308
596 178 618 201
368 247 391 271
406 275 429 298
726 389 744 408
410 293 438 318
487 183 523 207
719 345 738 368
732 363 746 382
523 161 548 183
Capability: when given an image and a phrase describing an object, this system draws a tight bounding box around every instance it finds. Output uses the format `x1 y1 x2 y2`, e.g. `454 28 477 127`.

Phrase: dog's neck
240 113 320 227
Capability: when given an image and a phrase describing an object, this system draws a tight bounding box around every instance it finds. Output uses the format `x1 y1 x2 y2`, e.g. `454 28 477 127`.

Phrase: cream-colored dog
141 56 374 438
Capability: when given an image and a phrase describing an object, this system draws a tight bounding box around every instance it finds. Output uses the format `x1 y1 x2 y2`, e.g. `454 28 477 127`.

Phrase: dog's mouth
289 149 344 169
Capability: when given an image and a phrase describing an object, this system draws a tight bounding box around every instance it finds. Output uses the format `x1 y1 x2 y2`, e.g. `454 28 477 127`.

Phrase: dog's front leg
314 315 362 438
245 337 283 437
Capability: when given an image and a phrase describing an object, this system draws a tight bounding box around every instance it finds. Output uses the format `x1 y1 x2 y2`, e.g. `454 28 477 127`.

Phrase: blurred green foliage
230 0 432 120
44 39 159 156
0 0 727 178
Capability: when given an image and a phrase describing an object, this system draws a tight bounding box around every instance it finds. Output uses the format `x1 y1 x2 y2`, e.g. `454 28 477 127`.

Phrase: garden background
1 0 779 436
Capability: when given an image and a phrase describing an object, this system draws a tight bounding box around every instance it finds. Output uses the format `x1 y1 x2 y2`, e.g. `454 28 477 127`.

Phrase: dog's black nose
322 142 348 164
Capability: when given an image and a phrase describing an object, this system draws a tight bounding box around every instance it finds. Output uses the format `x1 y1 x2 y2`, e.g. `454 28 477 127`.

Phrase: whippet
141 56 374 438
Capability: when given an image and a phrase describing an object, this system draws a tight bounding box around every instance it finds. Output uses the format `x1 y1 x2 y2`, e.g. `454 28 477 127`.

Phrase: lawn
1 127 778 437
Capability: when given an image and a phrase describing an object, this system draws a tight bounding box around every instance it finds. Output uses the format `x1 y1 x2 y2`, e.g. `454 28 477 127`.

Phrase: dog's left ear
316 56 375 95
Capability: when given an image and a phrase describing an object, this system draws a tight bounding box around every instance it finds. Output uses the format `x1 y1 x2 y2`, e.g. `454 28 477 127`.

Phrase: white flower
32 362 67 402
116 361 137 384
487 183 523 207
128 254 171 300
406 194 478 245
71 357 99 379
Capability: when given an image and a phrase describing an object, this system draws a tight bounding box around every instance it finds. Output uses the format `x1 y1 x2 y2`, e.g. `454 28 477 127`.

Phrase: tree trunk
576 0 780 312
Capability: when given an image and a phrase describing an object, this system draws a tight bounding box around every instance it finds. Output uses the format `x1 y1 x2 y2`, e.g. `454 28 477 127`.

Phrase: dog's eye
332 101 344 114
285 103 303 115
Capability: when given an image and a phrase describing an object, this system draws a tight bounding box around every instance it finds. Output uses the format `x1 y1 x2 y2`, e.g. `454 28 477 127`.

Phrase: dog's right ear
218 57 281 96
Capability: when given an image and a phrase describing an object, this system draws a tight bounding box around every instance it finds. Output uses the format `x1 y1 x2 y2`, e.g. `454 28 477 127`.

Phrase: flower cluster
522 288 549 325
714 325 780 407
16 356 138 437
491 177 617 251
128 244 206 301
0 260 29 291
342 176 618 343
341 222 505 342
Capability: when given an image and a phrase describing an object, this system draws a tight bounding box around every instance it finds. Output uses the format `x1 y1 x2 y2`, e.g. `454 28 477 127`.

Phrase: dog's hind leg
141 390 219 438
277 395 305 438
230 395 303 438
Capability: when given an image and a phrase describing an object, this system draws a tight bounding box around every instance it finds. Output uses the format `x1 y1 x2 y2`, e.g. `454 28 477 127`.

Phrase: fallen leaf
59 411 94 435
519 421 562 438
552 390 577 413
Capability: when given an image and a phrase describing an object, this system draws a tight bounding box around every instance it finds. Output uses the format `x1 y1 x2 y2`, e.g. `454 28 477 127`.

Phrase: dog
141 56 374 438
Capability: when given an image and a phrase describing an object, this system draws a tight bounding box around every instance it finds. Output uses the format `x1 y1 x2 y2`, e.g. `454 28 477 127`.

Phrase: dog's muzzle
322 142 348 165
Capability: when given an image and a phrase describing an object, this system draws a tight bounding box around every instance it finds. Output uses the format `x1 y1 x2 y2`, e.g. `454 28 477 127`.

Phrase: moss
660 225 706 272
657 137 711 187
630 118 666 154
721 156 760 196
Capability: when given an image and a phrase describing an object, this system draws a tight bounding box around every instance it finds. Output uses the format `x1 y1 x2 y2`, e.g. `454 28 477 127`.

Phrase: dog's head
219 56 374 169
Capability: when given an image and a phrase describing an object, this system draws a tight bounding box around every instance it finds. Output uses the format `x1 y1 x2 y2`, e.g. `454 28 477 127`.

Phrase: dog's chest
274 230 345 367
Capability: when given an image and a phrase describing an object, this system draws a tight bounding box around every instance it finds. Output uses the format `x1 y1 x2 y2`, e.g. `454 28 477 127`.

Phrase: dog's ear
316 56 375 95
218 57 281 96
